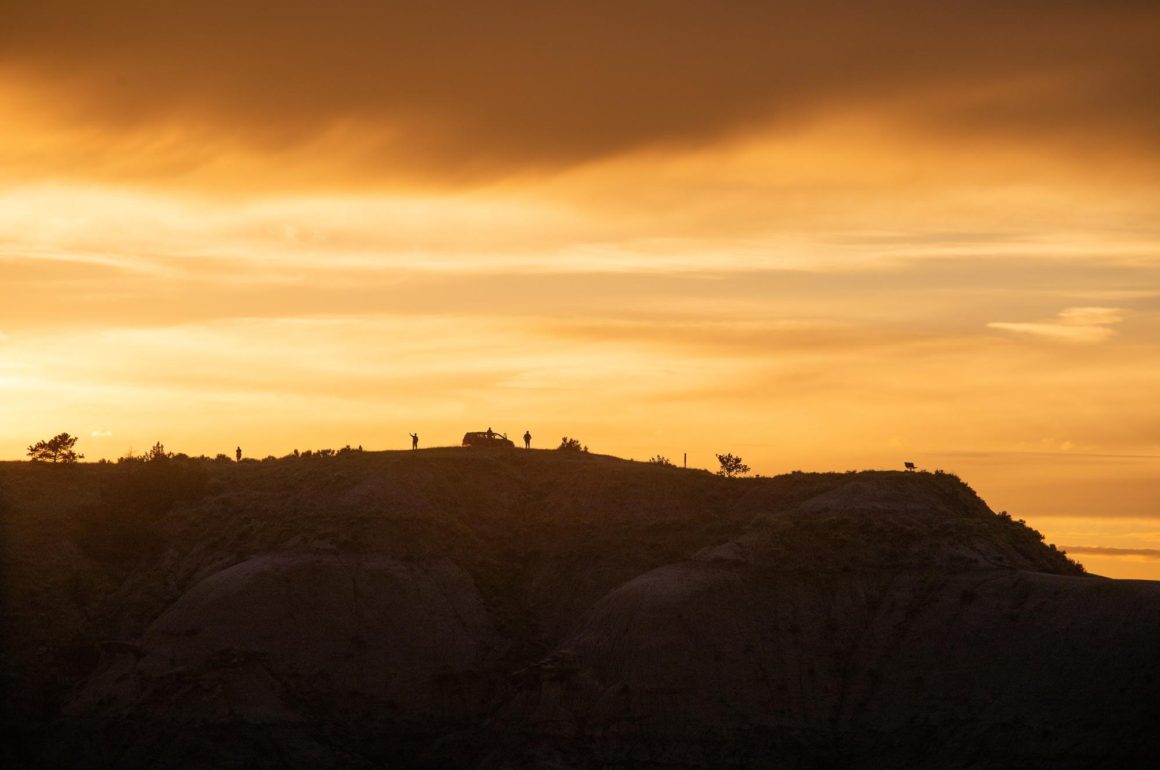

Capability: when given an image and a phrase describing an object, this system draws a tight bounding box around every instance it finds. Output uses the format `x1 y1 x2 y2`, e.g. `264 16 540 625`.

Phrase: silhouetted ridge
1 451 1152 770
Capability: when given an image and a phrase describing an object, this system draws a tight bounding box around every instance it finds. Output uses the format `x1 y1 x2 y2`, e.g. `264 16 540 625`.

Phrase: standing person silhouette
235 446 242 462
523 430 531 449
410 432 419 450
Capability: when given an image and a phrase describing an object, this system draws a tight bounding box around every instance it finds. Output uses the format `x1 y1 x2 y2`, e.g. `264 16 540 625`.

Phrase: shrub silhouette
27 432 83 463
143 442 172 462
558 437 588 452
716 453 750 478
648 454 674 466
992 509 1085 575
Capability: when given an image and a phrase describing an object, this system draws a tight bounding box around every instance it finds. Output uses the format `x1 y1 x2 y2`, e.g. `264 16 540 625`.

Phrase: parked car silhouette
462 429 515 448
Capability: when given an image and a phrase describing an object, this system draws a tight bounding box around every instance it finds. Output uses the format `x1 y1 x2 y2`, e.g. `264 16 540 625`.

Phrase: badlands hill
1 448 1158 769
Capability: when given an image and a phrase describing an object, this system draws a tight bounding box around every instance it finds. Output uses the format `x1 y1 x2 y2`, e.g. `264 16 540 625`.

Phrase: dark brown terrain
2 449 1158 768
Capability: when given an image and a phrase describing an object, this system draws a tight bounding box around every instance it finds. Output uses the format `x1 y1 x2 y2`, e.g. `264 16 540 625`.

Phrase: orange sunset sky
2 2 1159 578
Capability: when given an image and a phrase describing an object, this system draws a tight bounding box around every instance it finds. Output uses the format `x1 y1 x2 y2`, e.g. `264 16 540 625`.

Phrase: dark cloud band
2 1 1158 182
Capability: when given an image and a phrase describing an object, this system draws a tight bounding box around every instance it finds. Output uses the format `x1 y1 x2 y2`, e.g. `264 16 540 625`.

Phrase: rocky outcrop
500 559 1160 767
48 552 500 769
74 551 499 718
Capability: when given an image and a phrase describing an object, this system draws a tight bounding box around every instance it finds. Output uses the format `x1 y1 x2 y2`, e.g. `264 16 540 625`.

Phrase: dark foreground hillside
2 450 1158 769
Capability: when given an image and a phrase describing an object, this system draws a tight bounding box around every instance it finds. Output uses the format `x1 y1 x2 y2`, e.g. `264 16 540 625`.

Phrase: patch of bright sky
1 118 1159 578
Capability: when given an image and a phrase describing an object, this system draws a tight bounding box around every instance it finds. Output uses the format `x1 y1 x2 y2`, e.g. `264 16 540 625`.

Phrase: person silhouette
486 426 494 438
410 432 418 450
235 446 242 462
523 430 531 449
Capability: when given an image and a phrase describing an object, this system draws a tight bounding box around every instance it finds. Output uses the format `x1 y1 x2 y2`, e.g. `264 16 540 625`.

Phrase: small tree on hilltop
716 453 750 478
143 442 172 462
558 437 588 452
27 432 83 464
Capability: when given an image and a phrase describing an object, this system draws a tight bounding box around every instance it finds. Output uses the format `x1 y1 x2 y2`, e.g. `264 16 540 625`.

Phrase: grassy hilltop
1 449 1155 769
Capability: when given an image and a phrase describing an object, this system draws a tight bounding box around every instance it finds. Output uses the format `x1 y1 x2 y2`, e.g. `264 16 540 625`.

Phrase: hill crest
7 449 1149 770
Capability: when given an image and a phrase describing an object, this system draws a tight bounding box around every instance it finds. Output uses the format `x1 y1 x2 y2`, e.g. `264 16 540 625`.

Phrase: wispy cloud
90 430 113 437
1062 546 1160 559
987 306 1123 343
